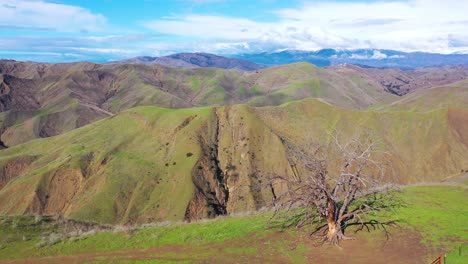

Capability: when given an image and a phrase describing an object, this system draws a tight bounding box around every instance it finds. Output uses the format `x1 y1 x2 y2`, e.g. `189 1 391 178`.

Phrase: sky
1 0 467 62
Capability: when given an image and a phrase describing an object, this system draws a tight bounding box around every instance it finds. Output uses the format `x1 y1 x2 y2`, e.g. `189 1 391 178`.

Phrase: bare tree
271 131 400 245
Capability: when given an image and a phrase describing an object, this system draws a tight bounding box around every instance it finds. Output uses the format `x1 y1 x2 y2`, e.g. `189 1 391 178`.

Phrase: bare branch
270 130 399 245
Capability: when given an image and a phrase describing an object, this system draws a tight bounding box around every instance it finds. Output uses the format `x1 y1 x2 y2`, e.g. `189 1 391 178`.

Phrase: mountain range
111 49 468 70
2 59 467 147
110 52 265 71
233 49 468 69
0 58 466 224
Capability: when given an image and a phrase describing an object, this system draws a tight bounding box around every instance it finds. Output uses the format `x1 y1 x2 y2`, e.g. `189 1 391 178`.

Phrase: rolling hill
0 97 466 224
380 80 468 111
332 64 468 95
0 60 400 147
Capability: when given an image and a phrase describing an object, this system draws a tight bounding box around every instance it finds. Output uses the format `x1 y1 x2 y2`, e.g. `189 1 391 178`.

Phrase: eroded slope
0 99 466 224
0 60 397 147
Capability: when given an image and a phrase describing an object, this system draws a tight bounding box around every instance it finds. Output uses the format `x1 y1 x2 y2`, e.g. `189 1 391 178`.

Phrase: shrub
36 232 65 248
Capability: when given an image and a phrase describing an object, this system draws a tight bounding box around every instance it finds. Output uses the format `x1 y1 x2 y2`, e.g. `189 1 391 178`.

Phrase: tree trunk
325 198 344 244
326 221 344 244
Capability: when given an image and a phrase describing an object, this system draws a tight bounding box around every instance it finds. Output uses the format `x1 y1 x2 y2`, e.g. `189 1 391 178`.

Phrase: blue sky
1 0 467 62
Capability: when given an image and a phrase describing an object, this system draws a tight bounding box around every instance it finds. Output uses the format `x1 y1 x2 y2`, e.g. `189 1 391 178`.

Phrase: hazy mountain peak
234 49 468 69
110 52 265 71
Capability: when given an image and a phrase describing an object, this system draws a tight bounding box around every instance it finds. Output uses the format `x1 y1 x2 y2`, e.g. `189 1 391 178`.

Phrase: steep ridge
163 53 265 71
0 60 98 79
0 61 397 147
0 99 466 224
330 64 468 96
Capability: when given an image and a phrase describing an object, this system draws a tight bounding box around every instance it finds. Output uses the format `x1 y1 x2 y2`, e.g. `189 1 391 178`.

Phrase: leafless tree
271 131 400 245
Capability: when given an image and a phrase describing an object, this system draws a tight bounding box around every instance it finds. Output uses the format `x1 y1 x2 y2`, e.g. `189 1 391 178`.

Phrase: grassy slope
0 185 466 263
1 62 397 147
0 62 115 146
101 62 396 111
398 185 467 249
373 80 468 111
242 62 397 109
0 98 466 225
257 98 468 182
0 106 214 224
3 60 467 148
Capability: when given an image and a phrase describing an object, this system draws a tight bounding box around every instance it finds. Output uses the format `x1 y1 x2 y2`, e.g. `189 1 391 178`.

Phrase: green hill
0 99 466 224
0 61 396 147
379 80 468 111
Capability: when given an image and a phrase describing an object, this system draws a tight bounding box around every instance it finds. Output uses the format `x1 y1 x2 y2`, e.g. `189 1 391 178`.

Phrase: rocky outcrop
0 77 12 112
184 106 294 219
27 166 85 215
0 156 36 189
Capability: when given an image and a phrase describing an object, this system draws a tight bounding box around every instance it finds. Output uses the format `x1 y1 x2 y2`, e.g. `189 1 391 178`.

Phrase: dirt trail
80 102 114 116
1 227 431 264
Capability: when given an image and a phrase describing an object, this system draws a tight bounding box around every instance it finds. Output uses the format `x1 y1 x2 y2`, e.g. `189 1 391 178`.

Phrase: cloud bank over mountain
145 0 468 54
1 0 467 62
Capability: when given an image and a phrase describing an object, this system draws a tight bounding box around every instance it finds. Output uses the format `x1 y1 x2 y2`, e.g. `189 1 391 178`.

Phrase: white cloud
370 51 387 60
67 47 136 55
0 34 156 63
145 15 270 40
389 54 405 59
0 0 106 32
349 50 389 60
143 0 468 53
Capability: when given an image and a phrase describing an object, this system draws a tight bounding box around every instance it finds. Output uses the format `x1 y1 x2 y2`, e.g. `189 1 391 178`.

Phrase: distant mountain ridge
331 64 468 95
1 59 467 148
111 52 265 71
0 60 397 147
112 49 468 70
232 49 468 69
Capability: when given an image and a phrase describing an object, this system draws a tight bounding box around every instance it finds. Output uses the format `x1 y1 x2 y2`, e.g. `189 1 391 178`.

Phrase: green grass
395 185 468 250
444 245 468 264
188 76 202 93
0 185 466 262
0 212 271 259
